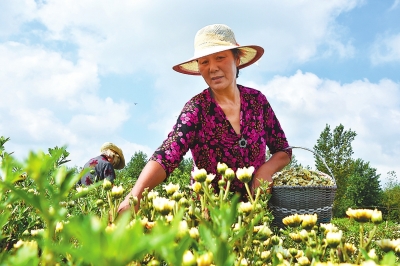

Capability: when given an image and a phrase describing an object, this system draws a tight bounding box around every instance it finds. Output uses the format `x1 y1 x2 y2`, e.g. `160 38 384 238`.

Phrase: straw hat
173 24 264 75
100 142 125 170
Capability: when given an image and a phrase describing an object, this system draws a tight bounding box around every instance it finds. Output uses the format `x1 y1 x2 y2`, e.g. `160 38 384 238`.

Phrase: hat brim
172 45 264 75
100 142 126 170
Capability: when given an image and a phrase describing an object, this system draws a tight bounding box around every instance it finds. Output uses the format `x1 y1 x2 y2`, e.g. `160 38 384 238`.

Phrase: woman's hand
117 198 131 214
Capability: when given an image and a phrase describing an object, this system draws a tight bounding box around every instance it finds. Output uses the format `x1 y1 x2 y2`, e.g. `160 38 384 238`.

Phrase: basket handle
284 146 336 182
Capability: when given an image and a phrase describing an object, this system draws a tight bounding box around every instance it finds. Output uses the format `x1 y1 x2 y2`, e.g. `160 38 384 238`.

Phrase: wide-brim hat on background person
173 24 264 75
100 142 126 170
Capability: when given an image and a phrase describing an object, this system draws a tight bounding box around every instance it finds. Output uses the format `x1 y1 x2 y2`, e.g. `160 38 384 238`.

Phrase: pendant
238 137 247 148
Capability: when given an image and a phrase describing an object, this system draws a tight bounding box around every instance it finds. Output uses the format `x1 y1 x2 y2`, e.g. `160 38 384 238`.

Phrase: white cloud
0 41 131 166
370 33 400 64
0 0 37 37
252 70 400 180
27 0 362 75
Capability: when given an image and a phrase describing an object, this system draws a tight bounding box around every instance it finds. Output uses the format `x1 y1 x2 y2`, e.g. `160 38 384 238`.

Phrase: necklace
238 137 247 148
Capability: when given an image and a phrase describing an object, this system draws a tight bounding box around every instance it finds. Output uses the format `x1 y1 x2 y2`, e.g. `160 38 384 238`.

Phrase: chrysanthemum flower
320 223 338 234
289 232 303 243
205 173 216 184
343 242 357 255
153 197 175 215
282 213 302 228
192 167 207 182
346 208 374 223
376 239 400 252
190 182 202 193
236 166 255 183
326 230 342 248
147 191 159 200
238 201 253 214
163 182 180 195
301 214 317 230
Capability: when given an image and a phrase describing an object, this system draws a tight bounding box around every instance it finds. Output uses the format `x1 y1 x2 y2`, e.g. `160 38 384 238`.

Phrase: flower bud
76 186 88 197
371 209 382 224
147 191 158 200
182 250 196 266
95 199 104 207
147 260 160 266
297 256 311 266
178 197 189 207
105 223 116 233
271 235 280 246
189 227 199 240
14 240 24 249
196 252 213 266
111 185 124 199
129 195 138 206
218 179 226 187
289 248 298 257
55 222 64 233
103 179 113 190
176 220 189 239
260 250 271 260
191 182 202 194
217 162 228 175
224 168 235 181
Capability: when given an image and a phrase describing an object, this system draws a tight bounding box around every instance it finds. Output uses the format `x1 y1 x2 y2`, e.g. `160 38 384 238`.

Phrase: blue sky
1 0 399 186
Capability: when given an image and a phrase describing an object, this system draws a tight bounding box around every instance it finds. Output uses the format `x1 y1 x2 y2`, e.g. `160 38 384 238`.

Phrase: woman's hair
231 48 246 78
101 149 120 168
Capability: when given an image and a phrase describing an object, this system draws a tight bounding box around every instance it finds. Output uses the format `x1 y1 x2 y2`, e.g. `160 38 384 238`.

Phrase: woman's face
197 50 240 91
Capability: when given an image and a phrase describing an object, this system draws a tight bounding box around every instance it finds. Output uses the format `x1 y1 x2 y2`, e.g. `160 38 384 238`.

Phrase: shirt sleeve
150 100 200 176
102 162 116 183
262 94 292 159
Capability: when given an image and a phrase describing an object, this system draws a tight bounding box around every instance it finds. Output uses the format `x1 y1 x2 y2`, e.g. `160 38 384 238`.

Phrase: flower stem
244 183 254 203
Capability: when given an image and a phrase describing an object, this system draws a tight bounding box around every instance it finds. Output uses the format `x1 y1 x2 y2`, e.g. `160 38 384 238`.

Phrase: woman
77 142 125 186
118 24 291 213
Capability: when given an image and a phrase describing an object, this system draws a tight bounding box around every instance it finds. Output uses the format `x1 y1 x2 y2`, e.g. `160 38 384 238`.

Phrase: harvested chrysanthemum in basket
273 167 335 187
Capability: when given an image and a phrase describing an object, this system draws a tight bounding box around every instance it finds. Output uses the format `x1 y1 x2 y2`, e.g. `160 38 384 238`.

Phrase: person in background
77 142 125 186
118 24 292 213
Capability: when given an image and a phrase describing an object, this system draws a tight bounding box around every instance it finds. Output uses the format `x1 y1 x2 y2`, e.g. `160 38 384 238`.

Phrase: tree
381 171 400 220
345 159 382 208
116 151 148 187
167 157 193 194
313 124 357 217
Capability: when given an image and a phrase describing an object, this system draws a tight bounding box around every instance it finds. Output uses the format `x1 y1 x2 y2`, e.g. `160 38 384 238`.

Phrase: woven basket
269 146 337 228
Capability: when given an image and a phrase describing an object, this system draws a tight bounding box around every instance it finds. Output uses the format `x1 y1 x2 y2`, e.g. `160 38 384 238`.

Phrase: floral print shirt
77 155 116 186
150 85 291 197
